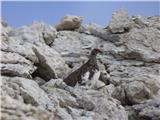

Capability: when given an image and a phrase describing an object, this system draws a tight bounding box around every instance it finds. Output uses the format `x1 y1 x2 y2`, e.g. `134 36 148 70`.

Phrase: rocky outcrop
1 9 160 120
1 95 57 120
42 79 128 120
55 15 83 31
51 31 101 68
112 75 160 105
1 51 36 78
32 46 69 81
108 9 132 33
126 97 160 120
1 76 55 111
1 21 57 63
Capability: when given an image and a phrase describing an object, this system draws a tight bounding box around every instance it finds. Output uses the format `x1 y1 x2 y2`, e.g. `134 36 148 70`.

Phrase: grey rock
52 31 101 67
123 27 160 62
42 80 128 120
126 97 160 120
108 9 131 33
78 23 120 42
55 15 83 31
32 46 69 81
112 75 160 105
76 97 95 111
2 10 160 120
42 23 57 46
55 107 73 120
1 95 57 120
1 21 57 63
1 76 55 111
82 90 128 120
1 51 36 78
33 77 46 86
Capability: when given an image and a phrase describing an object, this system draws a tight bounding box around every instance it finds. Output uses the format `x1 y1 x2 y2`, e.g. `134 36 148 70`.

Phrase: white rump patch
81 71 90 84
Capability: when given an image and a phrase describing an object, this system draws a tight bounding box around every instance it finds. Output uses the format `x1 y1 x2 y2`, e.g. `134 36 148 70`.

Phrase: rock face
1 51 36 78
1 95 57 120
41 79 128 120
112 75 160 105
32 46 68 81
1 10 160 120
1 76 55 111
126 97 160 120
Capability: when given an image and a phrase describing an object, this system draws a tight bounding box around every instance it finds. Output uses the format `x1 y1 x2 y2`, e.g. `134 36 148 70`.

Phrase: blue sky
2 1 159 28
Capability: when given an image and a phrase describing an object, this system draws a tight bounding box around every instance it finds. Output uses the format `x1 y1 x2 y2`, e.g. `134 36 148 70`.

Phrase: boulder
122 27 160 63
56 15 83 31
33 77 46 86
1 21 57 63
52 31 101 68
42 79 128 120
112 75 160 105
108 9 132 33
1 51 36 78
1 95 57 120
126 97 160 120
78 23 120 42
32 46 69 81
1 76 55 111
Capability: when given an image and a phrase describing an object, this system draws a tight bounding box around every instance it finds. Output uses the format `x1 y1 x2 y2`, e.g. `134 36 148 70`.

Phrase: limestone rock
112 75 160 105
52 31 101 67
126 97 160 120
1 95 57 120
123 27 160 63
76 89 128 120
108 9 131 33
1 51 36 78
1 76 55 111
78 23 120 42
32 46 69 81
33 77 46 86
1 21 57 63
56 15 83 31
42 80 128 120
2 10 160 120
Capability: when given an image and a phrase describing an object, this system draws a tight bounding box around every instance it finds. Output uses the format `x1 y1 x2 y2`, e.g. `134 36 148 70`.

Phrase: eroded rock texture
1 10 160 120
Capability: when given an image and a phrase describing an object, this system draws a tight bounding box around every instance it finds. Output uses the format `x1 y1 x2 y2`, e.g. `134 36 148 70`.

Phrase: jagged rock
122 27 160 62
147 16 160 29
78 23 120 42
56 15 83 31
75 89 128 120
1 19 13 41
112 75 160 105
2 10 160 120
1 21 57 63
42 80 128 120
55 107 73 120
126 97 160 120
108 9 132 33
64 107 95 120
32 46 69 81
41 78 70 90
41 23 57 46
33 77 46 86
52 31 101 67
131 16 149 28
1 51 36 78
42 84 78 108
1 76 55 111
1 95 57 120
